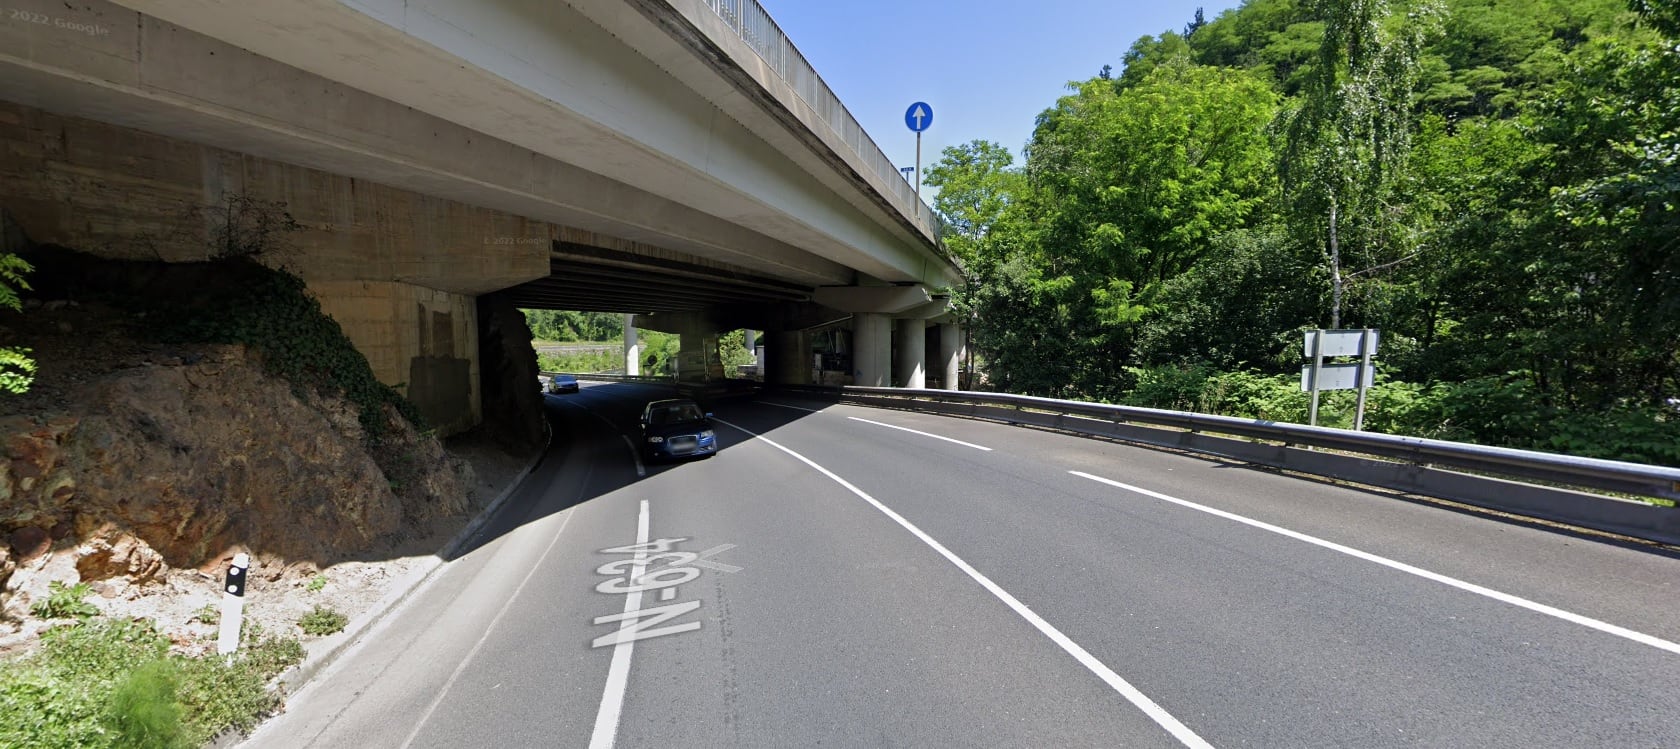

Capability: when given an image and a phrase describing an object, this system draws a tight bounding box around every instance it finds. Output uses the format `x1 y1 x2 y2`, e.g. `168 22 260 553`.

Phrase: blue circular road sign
904 102 933 132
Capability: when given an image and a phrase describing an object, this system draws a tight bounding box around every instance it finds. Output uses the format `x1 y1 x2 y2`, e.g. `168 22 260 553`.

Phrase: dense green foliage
0 617 304 748
537 349 621 374
0 251 34 394
157 260 424 437
935 0 1679 463
103 661 182 749
524 310 624 343
638 330 683 376
526 314 756 377
718 329 758 370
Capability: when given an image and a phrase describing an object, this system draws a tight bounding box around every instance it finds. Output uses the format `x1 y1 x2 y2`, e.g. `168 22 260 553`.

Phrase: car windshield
650 403 704 424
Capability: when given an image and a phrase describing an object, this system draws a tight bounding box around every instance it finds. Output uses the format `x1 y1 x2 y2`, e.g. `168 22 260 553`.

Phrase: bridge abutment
0 100 553 435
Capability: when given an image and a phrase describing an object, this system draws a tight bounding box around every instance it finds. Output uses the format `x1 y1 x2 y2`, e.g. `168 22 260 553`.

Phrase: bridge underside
0 0 969 433
506 243 813 316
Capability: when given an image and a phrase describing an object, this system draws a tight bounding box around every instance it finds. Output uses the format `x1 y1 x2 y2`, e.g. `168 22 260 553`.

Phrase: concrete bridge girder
811 285 932 316
1 0 973 436
91 0 959 289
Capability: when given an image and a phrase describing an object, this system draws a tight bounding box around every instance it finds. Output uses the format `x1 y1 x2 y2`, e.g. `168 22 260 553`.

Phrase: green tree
1115 32 1194 89
947 57 1279 398
1137 226 1323 369
1275 0 1444 328
522 310 624 342
1029 57 1279 321
718 329 758 370
1185 6 1208 38
922 140 1023 268
1421 3 1679 407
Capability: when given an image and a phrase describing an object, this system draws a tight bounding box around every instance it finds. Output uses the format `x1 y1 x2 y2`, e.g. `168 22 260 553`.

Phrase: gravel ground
1 434 534 659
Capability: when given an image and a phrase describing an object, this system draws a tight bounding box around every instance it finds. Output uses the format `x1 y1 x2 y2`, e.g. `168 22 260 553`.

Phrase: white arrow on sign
911 105 928 129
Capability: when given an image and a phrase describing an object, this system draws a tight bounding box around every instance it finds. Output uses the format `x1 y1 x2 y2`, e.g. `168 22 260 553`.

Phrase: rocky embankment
0 252 537 656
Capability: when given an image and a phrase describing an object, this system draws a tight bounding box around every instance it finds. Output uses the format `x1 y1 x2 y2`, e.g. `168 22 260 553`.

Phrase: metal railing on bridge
701 0 948 244
541 370 671 384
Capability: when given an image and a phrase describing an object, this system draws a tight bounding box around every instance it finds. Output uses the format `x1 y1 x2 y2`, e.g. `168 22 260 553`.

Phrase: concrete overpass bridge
0 0 966 435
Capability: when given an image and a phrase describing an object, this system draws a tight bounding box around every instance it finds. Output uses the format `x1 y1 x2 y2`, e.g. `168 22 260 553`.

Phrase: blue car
639 399 718 461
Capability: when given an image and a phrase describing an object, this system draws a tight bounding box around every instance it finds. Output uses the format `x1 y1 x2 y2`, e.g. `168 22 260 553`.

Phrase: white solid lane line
846 416 993 451
565 400 645 477
398 507 579 749
619 435 646 478
713 418 1214 749
757 400 825 413
1071 470 1680 658
589 499 652 749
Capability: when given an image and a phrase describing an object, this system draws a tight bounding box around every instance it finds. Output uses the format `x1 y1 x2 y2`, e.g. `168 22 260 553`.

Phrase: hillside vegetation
929 0 1679 464
522 310 755 375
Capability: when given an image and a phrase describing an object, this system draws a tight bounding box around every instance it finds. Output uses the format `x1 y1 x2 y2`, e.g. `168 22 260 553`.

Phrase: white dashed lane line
846 416 993 451
1071 470 1680 658
712 418 1214 749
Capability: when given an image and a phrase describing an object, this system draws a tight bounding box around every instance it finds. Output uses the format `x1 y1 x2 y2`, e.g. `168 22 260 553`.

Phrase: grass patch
297 606 347 637
103 660 182 749
0 616 305 748
304 574 327 593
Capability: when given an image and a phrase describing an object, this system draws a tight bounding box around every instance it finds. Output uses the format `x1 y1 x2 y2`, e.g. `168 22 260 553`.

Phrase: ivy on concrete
153 259 425 439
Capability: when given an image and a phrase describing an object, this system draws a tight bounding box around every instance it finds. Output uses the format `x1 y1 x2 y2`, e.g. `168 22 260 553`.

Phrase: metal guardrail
802 386 1680 502
541 371 672 384
700 0 948 244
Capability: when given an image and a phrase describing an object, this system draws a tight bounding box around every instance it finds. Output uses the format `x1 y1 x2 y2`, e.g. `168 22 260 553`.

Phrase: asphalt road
240 383 1680 748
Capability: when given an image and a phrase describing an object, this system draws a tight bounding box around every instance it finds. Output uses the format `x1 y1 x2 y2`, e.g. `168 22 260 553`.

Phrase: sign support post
1308 329 1325 427
915 130 922 198
1301 329 1379 429
1353 328 1373 431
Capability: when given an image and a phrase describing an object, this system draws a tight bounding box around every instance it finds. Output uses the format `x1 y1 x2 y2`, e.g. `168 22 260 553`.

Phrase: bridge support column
896 318 926 389
765 331 810 386
678 330 705 381
940 323 962 391
853 313 891 387
623 314 640 376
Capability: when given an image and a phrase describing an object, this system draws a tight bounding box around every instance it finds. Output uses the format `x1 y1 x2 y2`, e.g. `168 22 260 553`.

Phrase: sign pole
1353 328 1374 431
1308 329 1324 427
915 130 922 199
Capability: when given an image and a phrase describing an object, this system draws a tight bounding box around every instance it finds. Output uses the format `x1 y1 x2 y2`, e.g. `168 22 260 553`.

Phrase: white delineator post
217 552 249 656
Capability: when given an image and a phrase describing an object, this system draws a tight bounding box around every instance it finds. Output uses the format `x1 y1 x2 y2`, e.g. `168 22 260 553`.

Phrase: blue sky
756 0 1246 186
